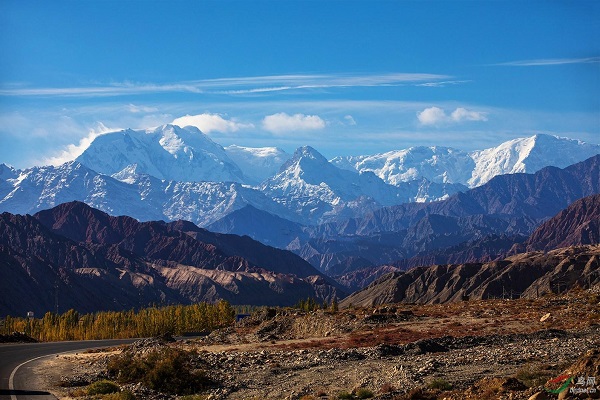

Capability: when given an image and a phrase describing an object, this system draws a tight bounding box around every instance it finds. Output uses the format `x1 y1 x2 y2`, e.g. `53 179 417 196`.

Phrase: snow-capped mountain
260 146 465 224
331 146 474 185
0 152 465 229
76 124 247 184
224 145 291 184
0 161 297 227
1 131 597 232
467 134 600 187
332 134 600 188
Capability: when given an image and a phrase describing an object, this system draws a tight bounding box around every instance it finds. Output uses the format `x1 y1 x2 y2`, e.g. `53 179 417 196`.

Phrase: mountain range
1 126 599 313
1 127 598 229
339 244 600 307
225 154 599 276
331 134 600 188
0 201 344 316
340 194 600 307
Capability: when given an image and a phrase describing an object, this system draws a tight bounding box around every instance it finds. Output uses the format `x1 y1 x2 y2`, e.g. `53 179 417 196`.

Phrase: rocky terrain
340 245 600 308
524 194 600 252
43 288 600 399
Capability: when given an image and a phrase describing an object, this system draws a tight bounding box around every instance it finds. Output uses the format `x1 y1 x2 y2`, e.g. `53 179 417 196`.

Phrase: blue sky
0 0 598 168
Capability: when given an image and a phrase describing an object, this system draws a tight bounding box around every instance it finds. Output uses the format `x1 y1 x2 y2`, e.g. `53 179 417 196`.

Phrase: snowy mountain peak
331 145 474 186
76 125 246 184
467 134 600 187
294 146 328 162
332 134 599 189
273 146 327 177
224 145 291 184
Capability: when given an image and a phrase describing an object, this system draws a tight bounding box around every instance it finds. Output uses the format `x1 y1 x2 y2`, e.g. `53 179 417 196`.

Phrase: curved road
0 339 139 400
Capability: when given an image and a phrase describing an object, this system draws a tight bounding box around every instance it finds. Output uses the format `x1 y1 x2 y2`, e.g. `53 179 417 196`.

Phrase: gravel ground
41 291 600 400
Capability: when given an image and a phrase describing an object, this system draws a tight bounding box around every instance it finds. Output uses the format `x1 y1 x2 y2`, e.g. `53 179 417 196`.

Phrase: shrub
355 388 374 398
515 364 555 387
337 391 354 399
107 347 213 395
426 378 452 391
103 391 136 400
86 380 120 395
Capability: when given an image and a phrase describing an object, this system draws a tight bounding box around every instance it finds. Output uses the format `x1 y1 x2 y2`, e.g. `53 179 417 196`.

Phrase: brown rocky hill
524 193 600 252
0 202 344 316
340 245 600 307
35 201 321 278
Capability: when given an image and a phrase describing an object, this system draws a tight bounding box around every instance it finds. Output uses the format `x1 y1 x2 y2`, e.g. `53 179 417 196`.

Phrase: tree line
0 301 236 342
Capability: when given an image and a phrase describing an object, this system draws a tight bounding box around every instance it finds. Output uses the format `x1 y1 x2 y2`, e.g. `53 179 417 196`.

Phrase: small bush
401 388 438 400
355 388 374 398
337 391 354 399
87 380 120 395
107 347 213 395
515 364 555 387
426 378 452 391
103 391 136 400
67 388 88 397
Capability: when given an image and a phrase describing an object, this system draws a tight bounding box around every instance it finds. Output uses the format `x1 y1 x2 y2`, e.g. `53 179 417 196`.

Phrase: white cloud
450 107 488 122
417 107 448 125
43 122 115 165
171 113 254 133
262 113 326 133
418 107 488 126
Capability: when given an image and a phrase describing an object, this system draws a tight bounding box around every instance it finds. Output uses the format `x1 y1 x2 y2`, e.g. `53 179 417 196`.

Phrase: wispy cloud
344 115 357 126
415 80 471 87
417 106 488 126
494 56 600 66
172 113 254 133
0 73 453 98
128 103 159 113
262 112 326 134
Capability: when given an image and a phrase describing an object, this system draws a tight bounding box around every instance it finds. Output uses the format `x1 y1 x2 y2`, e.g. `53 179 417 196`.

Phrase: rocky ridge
340 245 600 308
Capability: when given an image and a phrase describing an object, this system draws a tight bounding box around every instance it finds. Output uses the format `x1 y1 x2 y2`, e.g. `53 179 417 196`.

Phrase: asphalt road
0 339 139 400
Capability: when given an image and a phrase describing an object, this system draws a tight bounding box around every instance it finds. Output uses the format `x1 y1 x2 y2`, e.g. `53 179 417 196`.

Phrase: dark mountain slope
525 194 600 252
0 203 346 316
0 212 183 316
35 201 248 272
340 245 600 307
35 201 324 278
207 204 308 248
166 218 318 279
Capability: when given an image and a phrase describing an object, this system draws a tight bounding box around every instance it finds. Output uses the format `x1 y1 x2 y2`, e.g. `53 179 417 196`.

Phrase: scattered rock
540 313 551 322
